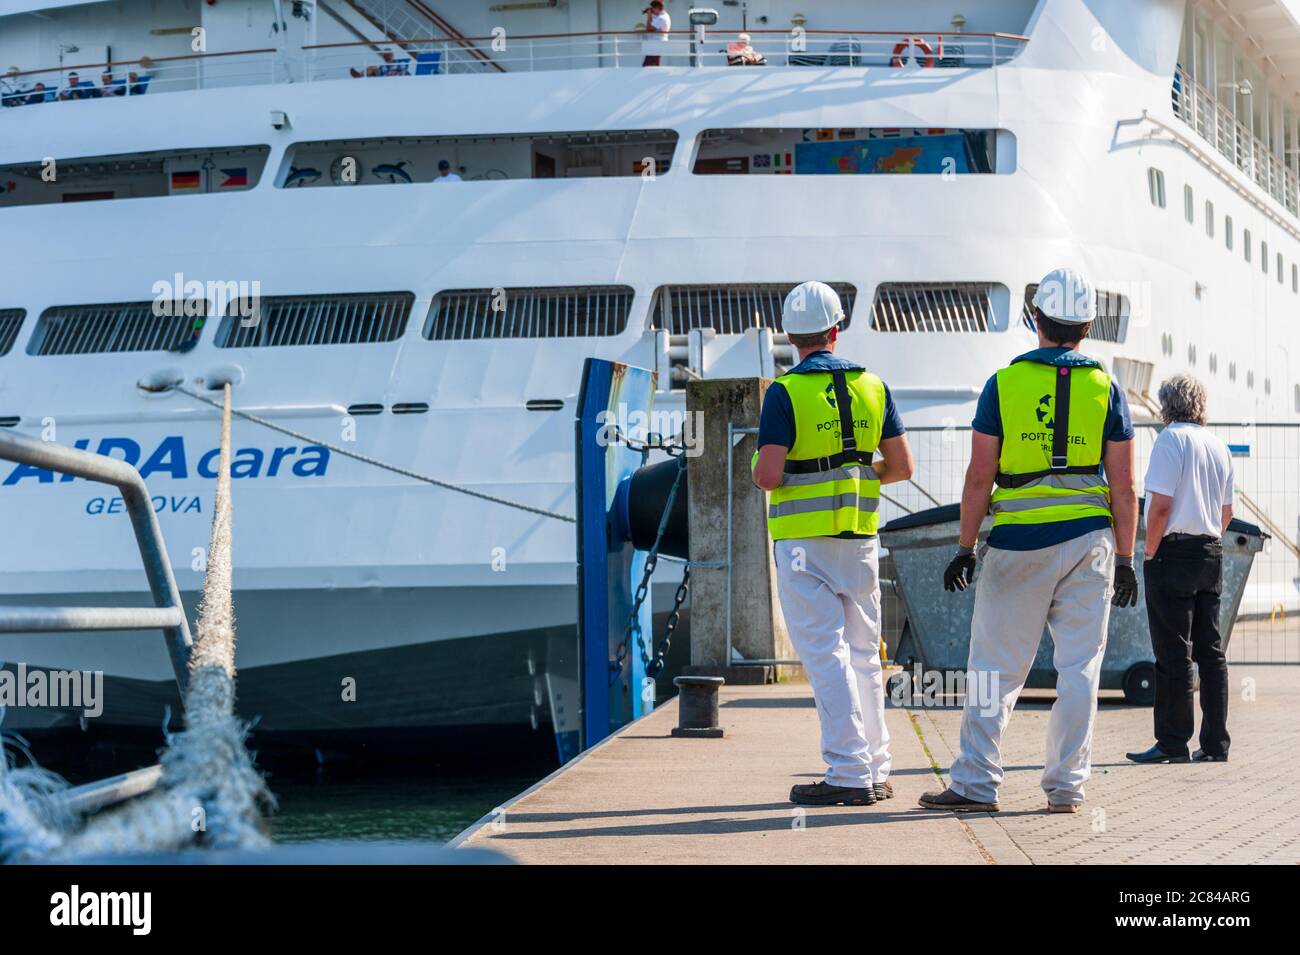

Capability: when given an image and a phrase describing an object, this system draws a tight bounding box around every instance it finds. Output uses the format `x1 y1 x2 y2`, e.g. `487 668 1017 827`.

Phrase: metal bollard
671 675 725 738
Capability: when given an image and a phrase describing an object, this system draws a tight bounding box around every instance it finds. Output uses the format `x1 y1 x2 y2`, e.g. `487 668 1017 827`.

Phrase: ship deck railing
0 29 1028 110
1172 66 1300 218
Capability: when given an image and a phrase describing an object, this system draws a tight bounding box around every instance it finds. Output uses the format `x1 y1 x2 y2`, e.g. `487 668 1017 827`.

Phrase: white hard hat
1032 267 1096 325
738 32 751 42
782 281 844 335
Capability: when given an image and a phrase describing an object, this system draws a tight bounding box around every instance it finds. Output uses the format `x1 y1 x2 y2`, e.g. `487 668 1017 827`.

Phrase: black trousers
1142 536 1230 758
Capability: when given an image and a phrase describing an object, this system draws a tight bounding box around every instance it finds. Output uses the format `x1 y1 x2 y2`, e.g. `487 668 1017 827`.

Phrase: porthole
1187 343 1197 366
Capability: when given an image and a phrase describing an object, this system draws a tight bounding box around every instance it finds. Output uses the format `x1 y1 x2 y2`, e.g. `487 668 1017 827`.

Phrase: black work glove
1112 556 1139 608
943 547 977 592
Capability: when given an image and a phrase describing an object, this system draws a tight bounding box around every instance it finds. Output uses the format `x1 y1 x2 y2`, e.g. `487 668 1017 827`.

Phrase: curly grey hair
1157 373 1208 425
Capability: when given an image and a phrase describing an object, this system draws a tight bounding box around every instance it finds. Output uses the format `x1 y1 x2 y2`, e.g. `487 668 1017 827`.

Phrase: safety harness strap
995 464 1101 489
782 369 874 474
1051 364 1072 470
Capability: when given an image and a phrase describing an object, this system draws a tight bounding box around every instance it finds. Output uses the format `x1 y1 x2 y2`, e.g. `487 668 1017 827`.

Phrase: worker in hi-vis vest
919 267 1139 815
752 281 914 806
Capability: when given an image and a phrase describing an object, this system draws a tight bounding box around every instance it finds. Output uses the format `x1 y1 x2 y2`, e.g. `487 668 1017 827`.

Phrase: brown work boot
1047 802 1081 814
918 787 999 812
873 780 894 800
790 781 877 806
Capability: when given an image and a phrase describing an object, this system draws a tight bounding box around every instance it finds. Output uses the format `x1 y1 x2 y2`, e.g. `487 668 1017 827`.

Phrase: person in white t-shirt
1127 373 1234 766
433 160 463 183
642 1 671 66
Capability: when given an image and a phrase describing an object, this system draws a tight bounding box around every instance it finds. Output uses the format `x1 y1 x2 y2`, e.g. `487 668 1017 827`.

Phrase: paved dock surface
459 665 1299 864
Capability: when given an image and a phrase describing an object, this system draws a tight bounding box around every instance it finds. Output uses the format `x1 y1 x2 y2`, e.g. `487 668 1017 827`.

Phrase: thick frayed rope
0 384 272 862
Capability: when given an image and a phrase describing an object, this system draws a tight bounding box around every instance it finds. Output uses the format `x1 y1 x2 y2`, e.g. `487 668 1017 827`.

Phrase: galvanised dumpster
879 504 1266 704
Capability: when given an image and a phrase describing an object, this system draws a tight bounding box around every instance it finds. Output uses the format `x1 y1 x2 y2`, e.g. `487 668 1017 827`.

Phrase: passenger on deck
433 159 463 183
726 33 766 66
1 68 23 107
58 72 95 100
128 71 150 96
100 72 126 97
350 50 410 78
642 1 670 66
26 82 49 105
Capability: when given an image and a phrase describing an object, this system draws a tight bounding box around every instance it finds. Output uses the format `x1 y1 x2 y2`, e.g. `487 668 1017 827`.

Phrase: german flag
171 170 201 192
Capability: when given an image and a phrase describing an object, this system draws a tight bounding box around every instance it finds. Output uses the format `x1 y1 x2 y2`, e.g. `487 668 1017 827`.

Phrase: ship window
650 284 857 335
874 283 1007 333
1261 241 1269 273
424 286 633 340
280 130 677 187
0 309 25 356
1205 200 1214 238
1278 253 1284 284
28 302 204 356
1022 286 1127 343
0 146 269 207
1293 263 1298 293
1148 168 1166 208
215 292 413 348
692 128 1007 174
1225 215 1234 250
1244 229 1252 262
1184 184 1194 223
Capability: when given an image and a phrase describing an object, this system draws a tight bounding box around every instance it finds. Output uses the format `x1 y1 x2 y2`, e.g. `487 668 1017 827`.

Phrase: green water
268 766 549 844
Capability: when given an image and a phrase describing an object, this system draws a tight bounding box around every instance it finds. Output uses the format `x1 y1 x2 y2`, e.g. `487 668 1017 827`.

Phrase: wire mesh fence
879 423 1300 664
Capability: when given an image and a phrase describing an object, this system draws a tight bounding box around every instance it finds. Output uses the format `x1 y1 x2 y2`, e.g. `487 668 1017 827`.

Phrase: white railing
1172 67 1300 217
0 29 1028 112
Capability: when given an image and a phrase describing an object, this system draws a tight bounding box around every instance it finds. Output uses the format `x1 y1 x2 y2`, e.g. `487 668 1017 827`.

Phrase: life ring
890 37 935 68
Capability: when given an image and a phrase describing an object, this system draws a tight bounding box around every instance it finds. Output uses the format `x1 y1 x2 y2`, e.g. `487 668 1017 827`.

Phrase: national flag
838 128 857 139
170 170 201 192
753 153 771 168
218 167 248 189
772 153 781 168
816 128 834 141
784 152 792 167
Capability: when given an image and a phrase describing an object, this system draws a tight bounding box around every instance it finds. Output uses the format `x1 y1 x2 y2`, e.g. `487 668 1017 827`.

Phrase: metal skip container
879 504 1266 704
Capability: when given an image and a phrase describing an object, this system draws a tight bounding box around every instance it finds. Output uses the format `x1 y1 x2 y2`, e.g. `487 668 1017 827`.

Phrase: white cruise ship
1 0 1298 752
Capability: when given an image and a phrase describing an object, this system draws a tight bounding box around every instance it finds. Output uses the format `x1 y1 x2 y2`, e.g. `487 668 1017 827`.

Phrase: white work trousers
949 528 1115 807
774 536 890 789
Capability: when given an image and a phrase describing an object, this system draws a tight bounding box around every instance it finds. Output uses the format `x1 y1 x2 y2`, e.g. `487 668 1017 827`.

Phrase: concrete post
684 377 794 684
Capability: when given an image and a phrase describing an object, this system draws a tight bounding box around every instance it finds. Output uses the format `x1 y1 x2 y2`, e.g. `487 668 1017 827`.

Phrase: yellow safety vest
990 359 1112 527
765 368 886 540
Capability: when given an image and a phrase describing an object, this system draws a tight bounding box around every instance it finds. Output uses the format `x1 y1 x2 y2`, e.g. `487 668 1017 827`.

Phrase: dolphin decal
373 161 413 184
284 165 322 187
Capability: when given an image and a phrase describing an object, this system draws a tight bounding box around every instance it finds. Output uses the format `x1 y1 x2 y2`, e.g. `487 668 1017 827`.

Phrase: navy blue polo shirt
974 347 1134 550
757 350 905 452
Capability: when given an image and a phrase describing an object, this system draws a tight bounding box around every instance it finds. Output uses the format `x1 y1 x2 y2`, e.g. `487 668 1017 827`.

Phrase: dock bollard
671 676 725 738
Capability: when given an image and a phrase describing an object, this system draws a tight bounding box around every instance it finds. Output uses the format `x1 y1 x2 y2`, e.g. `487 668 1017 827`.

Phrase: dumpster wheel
1122 662 1156 706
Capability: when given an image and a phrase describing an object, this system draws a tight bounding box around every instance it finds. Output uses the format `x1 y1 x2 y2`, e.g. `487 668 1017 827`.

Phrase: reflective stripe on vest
990 361 1112 527
766 370 886 540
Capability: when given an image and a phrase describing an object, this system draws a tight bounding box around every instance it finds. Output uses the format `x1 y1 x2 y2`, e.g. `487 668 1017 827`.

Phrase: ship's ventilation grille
424 286 634 340
1021 285 1126 343
215 292 413 348
29 302 201 356
651 283 856 335
871 283 996 332
0 309 24 356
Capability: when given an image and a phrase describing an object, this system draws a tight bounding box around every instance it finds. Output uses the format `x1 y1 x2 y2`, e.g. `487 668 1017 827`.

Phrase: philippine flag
218 167 249 189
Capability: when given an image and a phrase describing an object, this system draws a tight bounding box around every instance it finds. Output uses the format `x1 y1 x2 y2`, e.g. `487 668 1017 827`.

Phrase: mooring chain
174 386 576 524
611 454 688 683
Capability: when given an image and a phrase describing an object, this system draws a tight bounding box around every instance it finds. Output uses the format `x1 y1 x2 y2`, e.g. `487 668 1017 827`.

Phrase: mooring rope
174 385 577 524
0 385 272 861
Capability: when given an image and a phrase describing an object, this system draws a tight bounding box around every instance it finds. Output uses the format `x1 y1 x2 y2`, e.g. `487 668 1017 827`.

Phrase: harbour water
269 762 553 844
